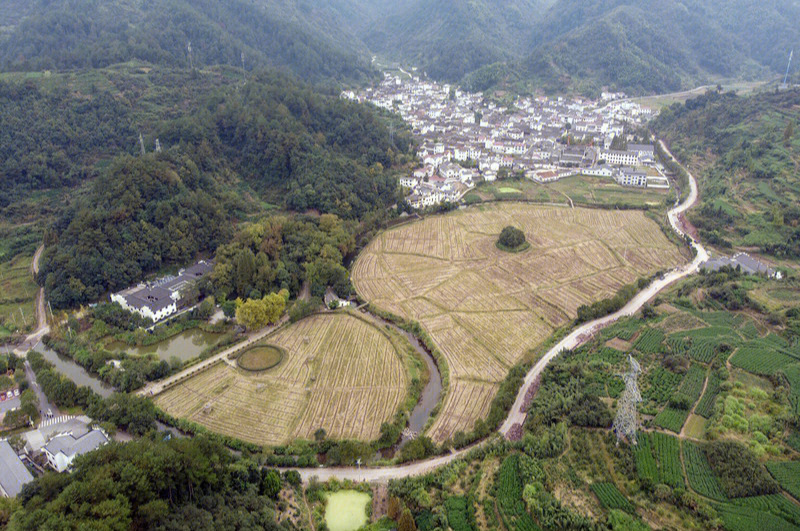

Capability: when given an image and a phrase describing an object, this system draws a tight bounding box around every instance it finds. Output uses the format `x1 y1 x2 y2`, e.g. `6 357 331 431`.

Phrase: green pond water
325 491 370 531
106 328 222 362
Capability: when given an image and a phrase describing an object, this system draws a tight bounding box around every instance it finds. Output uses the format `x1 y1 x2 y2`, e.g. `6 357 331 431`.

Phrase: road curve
294 141 707 482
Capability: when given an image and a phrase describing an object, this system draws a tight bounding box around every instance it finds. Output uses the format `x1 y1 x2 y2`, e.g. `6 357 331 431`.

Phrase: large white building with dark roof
110 259 214 322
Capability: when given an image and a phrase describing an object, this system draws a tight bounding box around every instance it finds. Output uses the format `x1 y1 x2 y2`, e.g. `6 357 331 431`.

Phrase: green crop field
695 373 723 418
634 432 683 488
633 328 665 354
653 407 689 433
590 482 635 513
683 441 727 501
766 461 800 502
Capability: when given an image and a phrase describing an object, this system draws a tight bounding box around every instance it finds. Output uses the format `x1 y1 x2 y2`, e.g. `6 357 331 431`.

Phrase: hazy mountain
364 0 800 95
0 0 376 84
513 0 800 95
363 0 551 81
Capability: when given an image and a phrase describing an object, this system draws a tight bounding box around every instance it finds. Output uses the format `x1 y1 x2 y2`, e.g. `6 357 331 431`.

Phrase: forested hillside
20 67 411 308
8 435 293 529
0 0 375 84
512 0 799 95
363 0 547 82
652 88 800 259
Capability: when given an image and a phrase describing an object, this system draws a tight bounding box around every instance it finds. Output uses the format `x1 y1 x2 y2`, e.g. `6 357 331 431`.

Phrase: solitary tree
498 226 526 250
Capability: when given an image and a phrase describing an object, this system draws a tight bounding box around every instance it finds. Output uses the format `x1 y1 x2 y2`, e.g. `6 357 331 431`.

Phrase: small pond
325 490 370 531
106 328 223 363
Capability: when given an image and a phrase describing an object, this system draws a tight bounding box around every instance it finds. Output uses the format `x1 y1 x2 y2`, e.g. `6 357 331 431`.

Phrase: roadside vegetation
653 88 800 261
385 267 800 531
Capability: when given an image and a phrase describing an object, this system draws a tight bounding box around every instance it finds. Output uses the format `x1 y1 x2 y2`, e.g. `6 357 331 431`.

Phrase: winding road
15 245 49 354
294 140 707 482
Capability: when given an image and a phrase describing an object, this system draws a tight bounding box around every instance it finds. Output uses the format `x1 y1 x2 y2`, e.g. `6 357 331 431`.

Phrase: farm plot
683 441 726 501
766 461 800 502
590 482 635 513
633 432 683 488
352 203 685 441
729 342 800 376
155 313 409 446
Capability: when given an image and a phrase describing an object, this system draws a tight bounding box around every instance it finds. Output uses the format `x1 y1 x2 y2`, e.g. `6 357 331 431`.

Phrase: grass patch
237 345 284 371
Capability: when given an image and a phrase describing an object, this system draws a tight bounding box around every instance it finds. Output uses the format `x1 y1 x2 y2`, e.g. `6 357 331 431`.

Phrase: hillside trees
39 153 230 308
8 435 283 529
0 0 375 84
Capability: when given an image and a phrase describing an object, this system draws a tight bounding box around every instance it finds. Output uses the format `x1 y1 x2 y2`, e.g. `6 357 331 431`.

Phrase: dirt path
680 371 710 439
15 244 50 354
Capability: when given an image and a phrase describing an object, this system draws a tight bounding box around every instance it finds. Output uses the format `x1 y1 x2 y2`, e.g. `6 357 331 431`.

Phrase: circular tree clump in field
237 345 284 371
497 225 529 252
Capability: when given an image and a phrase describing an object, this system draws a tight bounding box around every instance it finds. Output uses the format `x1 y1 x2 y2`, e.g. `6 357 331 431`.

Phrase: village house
0 440 32 497
617 167 648 187
110 259 214 323
44 429 109 473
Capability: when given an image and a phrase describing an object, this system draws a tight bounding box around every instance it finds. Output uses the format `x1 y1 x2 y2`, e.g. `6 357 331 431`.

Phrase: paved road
23 358 59 418
294 139 707 482
138 316 289 397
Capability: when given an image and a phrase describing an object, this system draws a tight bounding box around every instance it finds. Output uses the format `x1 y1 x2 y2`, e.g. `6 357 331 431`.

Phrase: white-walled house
110 260 214 323
44 429 109 473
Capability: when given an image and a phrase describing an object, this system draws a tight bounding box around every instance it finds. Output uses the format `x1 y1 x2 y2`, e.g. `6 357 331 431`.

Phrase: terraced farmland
352 203 685 441
155 312 409 445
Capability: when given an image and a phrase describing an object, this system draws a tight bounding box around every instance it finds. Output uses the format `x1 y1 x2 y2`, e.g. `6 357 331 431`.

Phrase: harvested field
352 203 685 442
155 312 409 445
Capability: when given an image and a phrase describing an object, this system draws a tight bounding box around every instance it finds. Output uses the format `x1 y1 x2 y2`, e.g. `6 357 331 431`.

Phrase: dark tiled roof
0 440 32 497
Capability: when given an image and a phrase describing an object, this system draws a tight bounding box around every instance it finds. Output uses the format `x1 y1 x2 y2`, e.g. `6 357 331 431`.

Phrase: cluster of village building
343 73 670 208
0 416 108 497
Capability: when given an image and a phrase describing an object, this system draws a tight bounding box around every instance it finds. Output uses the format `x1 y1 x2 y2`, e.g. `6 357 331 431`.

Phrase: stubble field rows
352 203 685 442
155 312 408 445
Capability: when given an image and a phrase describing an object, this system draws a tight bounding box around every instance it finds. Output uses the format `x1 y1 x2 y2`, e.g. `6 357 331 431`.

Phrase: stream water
105 328 223 362
363 311 442 443
35 343 113 398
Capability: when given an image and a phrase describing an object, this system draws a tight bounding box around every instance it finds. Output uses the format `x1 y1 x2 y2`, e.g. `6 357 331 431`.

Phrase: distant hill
364 0 800 95
363 0 549 82
0 0 376 84
511 0 800 95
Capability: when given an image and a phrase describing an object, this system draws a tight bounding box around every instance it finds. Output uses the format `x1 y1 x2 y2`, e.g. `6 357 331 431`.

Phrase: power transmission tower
783 49 794 88
155 138 162 153
187 41 194 70
241 51 246 85
139 133 146 155
612 354 642 445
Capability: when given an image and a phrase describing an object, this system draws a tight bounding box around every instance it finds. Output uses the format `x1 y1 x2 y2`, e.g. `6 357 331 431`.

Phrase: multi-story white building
602 149 639 166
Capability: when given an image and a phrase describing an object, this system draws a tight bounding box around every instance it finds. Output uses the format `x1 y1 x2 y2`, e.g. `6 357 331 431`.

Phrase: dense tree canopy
9 435 286 530
498 226 526 250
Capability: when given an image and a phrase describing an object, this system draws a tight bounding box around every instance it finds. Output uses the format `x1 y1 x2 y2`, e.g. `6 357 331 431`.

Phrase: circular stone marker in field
237 345 284 371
